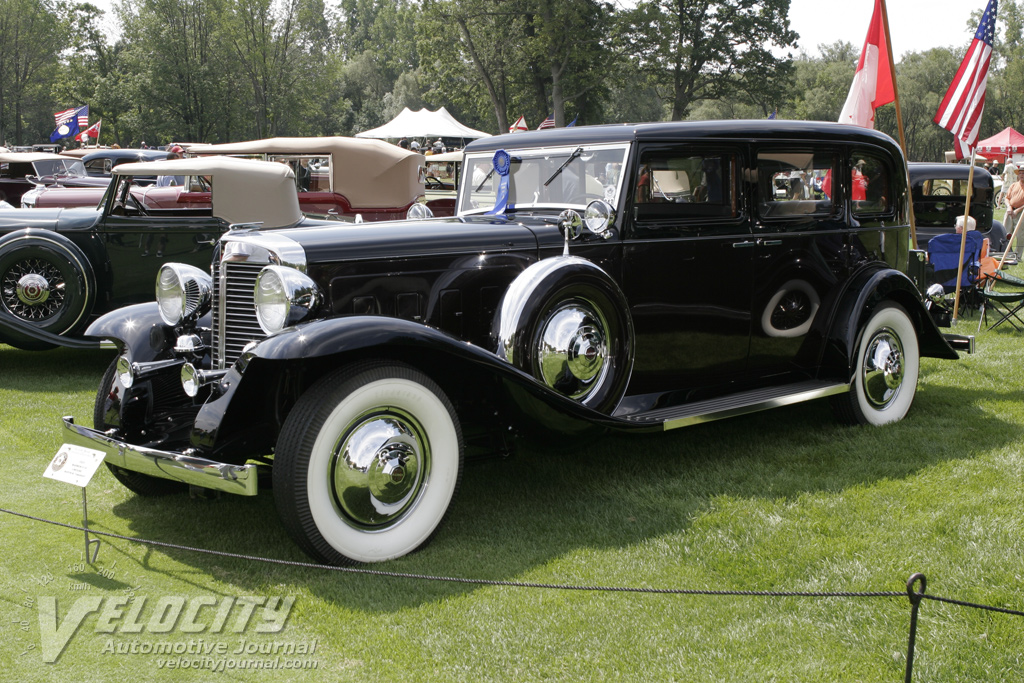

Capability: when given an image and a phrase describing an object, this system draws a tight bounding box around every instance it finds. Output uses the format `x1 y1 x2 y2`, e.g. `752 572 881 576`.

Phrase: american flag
537 114 555 130
934 0 997 159
55 105 89 128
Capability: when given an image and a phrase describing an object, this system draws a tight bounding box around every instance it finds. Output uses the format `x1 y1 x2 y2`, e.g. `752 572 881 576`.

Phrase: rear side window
849 152 891 215
756 149 836 219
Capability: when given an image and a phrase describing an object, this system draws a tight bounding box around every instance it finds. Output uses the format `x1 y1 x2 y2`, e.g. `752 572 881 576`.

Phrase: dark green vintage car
0 156 328 350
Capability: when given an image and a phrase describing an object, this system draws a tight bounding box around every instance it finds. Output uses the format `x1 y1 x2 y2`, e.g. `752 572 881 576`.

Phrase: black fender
988 219 1007 251
85 302 211 363
189 315 645 460
819 266 958 381
0 228 97 349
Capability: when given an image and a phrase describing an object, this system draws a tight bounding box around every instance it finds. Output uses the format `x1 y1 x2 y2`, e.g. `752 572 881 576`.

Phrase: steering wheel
932 187 952 196
425 175 446 190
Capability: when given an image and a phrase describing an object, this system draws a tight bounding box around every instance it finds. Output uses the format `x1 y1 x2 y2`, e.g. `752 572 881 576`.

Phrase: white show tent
355 107 492 141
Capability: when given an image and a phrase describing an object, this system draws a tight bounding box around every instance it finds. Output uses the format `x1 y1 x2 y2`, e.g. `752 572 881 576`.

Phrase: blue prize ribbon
485 150 512 215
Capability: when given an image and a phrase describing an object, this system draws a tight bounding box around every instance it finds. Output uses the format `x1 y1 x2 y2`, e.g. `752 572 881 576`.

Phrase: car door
620 143 754 395
96 175 224 309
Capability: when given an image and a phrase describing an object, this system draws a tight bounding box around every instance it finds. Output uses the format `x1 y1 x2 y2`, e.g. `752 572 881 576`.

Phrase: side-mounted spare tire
0 231 96 350
493 256 634 414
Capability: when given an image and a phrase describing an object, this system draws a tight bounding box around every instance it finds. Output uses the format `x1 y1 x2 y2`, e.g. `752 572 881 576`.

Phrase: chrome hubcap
862 327 904 409
536 300 609 401
330 410 426 529
17 273 50 305
2 259 65 321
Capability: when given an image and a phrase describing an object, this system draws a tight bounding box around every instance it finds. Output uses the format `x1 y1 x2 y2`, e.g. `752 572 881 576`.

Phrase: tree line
2 0 1024 162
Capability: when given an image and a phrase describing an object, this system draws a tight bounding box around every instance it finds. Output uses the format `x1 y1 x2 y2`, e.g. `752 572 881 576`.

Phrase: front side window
458 143 630 214
633 149 738 221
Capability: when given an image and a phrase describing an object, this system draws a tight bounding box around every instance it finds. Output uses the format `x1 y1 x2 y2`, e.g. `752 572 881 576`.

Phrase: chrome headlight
155 263 213 326
407 202 434 219
254 266 322 334
584 200 616 236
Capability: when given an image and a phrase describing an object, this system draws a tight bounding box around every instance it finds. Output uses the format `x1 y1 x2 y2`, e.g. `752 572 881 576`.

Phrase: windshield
458 143 630 215
33 158 87 178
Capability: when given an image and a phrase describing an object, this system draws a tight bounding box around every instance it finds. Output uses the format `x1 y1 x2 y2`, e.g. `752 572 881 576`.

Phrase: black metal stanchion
82 487 100 564
904 573 927 683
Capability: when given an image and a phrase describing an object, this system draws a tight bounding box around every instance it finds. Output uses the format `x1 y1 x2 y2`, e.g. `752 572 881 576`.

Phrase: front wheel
273 361 464 565
832 303 920 426
0 235 94 350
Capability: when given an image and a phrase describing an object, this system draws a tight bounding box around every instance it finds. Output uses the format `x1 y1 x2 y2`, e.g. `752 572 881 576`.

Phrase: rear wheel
832 303 919 426
273 361 463 565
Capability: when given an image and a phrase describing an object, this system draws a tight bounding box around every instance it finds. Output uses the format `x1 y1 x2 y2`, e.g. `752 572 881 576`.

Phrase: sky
787 0 985 59
82 0 986 57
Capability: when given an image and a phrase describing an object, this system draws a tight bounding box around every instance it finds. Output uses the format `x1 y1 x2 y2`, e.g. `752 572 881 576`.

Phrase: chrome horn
181 363 229 398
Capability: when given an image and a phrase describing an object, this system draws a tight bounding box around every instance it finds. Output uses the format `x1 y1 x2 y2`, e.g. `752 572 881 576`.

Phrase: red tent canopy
975 126 1024 162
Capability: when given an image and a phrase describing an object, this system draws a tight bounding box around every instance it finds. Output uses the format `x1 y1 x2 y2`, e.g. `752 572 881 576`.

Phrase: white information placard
44 443 107 487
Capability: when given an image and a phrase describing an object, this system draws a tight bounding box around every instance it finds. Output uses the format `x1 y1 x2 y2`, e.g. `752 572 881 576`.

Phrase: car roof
82 149 169 162
425 151 462 163
908 161 993 180
113 156 302 228
465 120 903 156
186 136 424 209
0 152 70 163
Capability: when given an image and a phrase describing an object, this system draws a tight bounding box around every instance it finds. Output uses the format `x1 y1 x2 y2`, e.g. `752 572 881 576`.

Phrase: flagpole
878 0 919 250
952 149 978 323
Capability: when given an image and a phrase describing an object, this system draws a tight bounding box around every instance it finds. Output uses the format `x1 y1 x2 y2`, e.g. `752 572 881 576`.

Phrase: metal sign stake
82 487 100 564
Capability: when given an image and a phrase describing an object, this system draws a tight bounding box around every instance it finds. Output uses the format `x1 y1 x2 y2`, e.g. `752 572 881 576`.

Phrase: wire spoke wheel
1 256 68 321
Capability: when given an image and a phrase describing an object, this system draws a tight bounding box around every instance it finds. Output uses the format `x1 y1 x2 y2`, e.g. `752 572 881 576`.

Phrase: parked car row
53 120 970 568
0 137 439 349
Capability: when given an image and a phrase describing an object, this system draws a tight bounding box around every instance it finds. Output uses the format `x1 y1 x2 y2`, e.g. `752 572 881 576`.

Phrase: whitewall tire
833 303 920 426
274 361 463 565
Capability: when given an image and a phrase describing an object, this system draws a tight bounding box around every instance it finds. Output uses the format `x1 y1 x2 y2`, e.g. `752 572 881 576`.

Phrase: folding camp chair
927 231 985 312
977 262 1024 332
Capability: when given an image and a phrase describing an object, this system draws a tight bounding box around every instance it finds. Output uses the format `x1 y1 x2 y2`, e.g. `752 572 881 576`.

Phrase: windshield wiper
544 147 582 187
475 168 495 193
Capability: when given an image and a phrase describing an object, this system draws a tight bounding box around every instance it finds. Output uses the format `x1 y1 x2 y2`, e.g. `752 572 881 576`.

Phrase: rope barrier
3 505 1023 681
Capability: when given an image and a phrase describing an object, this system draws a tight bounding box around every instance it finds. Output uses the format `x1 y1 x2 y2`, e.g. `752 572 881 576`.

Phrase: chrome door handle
732 241 757 248
761 240 783 246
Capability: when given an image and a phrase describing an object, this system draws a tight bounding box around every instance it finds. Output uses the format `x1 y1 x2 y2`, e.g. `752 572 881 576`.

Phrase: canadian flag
76 119 101 143
838 0 895 128
508 115 528 133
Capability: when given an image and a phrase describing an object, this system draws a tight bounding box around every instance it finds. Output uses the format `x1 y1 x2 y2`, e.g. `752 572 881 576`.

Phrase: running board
621 380 850 431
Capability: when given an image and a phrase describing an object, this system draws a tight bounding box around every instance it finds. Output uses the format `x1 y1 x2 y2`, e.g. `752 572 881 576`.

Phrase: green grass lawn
1 297 1023 681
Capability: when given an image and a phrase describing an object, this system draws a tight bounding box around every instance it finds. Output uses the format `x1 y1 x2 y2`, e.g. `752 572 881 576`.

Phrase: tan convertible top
186 136 424 208
114 156 301 229
0 152 70 163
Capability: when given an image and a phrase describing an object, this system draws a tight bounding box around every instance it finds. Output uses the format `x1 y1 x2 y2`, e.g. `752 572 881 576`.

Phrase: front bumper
61 416 258 496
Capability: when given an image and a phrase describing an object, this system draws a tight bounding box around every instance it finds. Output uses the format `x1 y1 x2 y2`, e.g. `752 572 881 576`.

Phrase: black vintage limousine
62 120 970 566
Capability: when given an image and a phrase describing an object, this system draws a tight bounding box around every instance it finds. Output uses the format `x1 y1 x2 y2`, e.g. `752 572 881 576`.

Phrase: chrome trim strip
216 258 228 368
661 383 850 431
61 416 258 496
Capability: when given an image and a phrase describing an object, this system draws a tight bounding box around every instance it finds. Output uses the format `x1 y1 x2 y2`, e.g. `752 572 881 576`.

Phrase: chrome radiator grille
212 260 267 369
